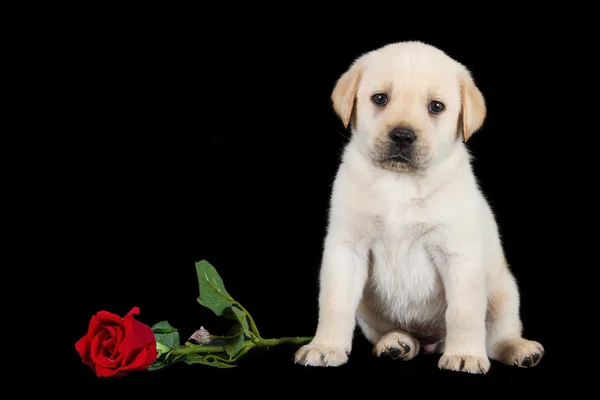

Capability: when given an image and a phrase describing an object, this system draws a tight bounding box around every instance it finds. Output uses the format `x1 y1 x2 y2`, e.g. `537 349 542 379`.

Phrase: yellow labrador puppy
294 41 544 374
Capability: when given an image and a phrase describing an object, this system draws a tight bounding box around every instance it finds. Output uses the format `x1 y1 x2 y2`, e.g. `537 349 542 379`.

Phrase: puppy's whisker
336 129 352 141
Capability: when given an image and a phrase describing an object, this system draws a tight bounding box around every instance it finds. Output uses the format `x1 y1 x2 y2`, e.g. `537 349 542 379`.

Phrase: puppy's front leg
434 243 490 374
294 232 369 367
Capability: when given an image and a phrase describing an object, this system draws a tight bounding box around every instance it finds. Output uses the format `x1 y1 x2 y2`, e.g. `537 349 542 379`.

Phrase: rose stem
170 336 313 357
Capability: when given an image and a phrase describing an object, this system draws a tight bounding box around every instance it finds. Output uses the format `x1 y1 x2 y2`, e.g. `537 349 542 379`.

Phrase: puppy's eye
429 101 444 114
372 93 388 106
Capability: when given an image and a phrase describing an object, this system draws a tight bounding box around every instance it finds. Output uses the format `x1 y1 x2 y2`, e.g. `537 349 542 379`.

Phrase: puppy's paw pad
374 332 417 361
294 344 348 367
496 338 544 368
376 342 411 360
385 344 410 359
438 353 490 374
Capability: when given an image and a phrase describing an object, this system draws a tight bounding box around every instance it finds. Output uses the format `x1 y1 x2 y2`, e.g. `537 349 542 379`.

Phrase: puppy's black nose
390 128 416 146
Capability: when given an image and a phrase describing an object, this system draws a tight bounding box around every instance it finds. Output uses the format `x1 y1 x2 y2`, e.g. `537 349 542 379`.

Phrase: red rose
75 306 158 378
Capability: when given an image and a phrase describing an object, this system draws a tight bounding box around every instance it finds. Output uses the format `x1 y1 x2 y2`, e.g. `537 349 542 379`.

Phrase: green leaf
195 260 234 316
147 353 172 371
151 321 180 349
231 306 254 339
147 361 167 372
152 320 177 334
185 356 236 368
221 307 238 321
224 324 244 358
148 350 187 372
155 342 171 356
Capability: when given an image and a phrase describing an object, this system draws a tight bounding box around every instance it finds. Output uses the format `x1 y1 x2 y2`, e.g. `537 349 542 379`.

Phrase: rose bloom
75 306 158 378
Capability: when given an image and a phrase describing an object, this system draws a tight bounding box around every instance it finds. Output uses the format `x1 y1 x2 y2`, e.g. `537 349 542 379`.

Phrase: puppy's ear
332 60 364 129
459 68 486 142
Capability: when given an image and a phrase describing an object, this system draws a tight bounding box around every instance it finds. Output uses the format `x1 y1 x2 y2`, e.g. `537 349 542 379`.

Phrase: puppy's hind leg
356 301 419 361
355 299 388 343
486 268 545 368
374 330 420 361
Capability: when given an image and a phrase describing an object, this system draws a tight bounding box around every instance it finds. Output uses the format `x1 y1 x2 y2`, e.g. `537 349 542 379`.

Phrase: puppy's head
332 41 486 173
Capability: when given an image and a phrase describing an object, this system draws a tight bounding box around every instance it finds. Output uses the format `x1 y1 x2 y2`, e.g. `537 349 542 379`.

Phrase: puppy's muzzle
387 127 416 163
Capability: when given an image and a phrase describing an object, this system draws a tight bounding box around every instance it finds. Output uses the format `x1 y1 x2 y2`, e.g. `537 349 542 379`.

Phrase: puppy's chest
364 179 448 251
369 198 440 247
365 202 445 309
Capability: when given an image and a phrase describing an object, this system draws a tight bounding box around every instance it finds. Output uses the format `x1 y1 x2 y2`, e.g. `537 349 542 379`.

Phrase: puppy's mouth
371 142 423 172
383 144 416 165
374 152 418 172
386 152 412 164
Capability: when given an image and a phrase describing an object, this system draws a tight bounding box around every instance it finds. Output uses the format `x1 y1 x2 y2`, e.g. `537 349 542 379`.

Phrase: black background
55 15 576 387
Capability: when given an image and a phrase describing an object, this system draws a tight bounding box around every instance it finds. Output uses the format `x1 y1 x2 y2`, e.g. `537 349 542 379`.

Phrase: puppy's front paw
294 344 348 367
493 338 544 368
438 353 490 374
374 331 419 361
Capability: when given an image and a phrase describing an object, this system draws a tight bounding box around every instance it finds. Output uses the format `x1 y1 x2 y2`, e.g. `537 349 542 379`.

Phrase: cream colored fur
294 41 544 374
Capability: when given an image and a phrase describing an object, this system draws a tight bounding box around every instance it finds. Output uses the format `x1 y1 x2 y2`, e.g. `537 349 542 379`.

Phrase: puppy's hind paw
294 344 348 367
493 338 544 368
374 331 419 361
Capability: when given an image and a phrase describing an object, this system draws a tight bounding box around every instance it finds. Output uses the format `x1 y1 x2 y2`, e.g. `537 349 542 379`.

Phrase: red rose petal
119 343 157 372
75 335 95 371
96 310 127 325
90 330 106 358
102 336 116 353
103 325 120 354
142 345 159 370
125 306 141 317
95 352 123 368
117 308 157 371
90 331 110 366
110 326 124 359
90 331 123 369
95 363 124 378
105 325 117 338
120 316 156 355
86 315 103 342
119 347 147 371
